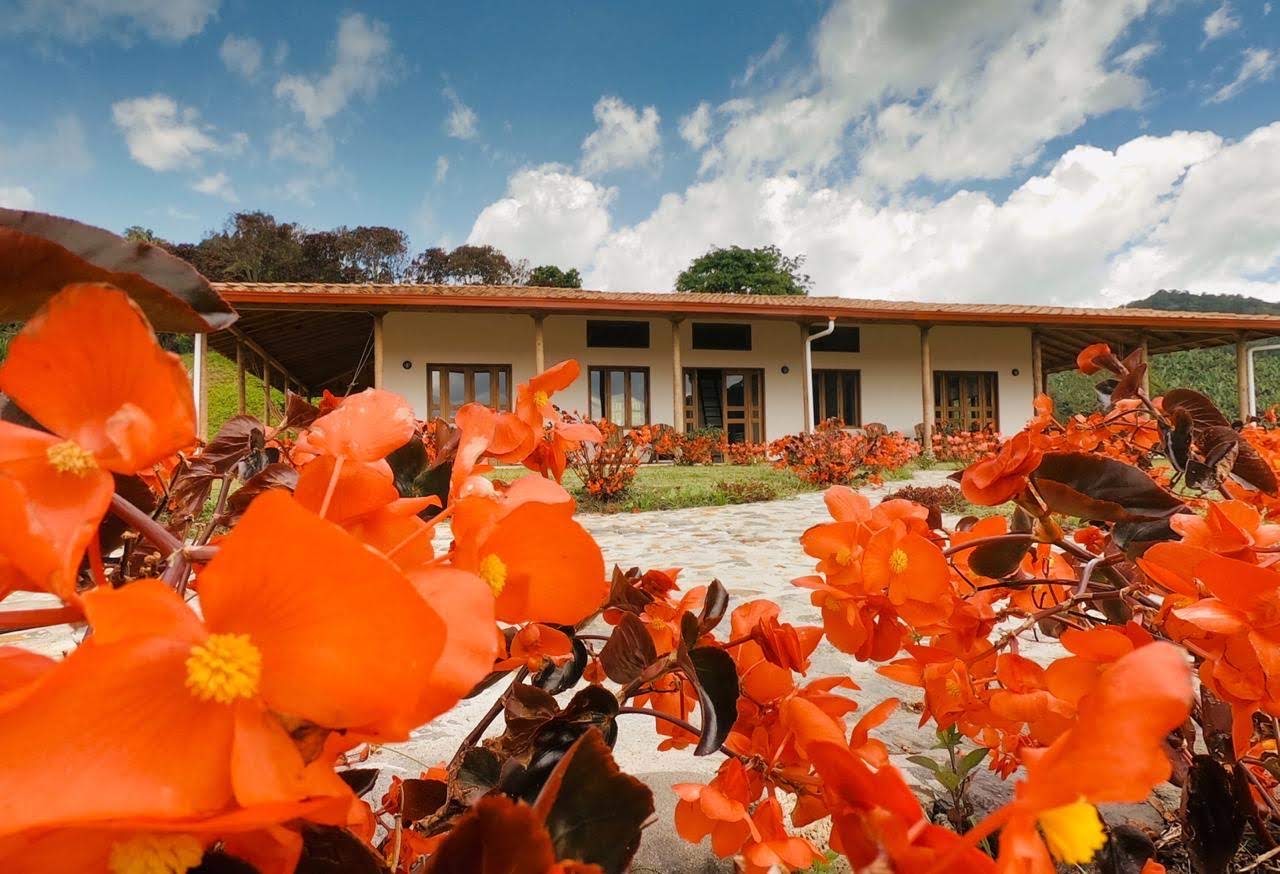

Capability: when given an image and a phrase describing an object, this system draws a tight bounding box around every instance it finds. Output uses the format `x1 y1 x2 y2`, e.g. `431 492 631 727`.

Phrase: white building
204 284 1280 442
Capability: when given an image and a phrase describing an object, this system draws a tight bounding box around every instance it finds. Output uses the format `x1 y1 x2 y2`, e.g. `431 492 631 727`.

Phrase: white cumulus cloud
443 87 478 140
0 186 36 209
467 164 614 269
111 95 222 171
192 171 237 202
275 13 395 129
678 102 712 150
1208 48 1277 103
220 34 263 79
1203 3 1241 43
580 96 661 177
4 0 219 42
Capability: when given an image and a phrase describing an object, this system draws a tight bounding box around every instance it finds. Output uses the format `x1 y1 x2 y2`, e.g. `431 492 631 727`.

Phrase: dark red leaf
1032 452 1184 521
599 613 657 684
696 579 729 635
337 767 379 798
294 826 389 874
683 645 739 756
967 535 1033 579
531 729 654 874
424 795 559 874
398 778 448 823
0 209 236 332
1162 389 1231 433
225 463 299 519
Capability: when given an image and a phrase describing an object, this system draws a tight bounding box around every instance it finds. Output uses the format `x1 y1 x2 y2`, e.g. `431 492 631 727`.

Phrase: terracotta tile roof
212 282 1280 332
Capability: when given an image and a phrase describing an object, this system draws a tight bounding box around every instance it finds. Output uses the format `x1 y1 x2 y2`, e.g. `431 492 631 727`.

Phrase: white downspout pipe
1248 342 1280 418
803 318 836 433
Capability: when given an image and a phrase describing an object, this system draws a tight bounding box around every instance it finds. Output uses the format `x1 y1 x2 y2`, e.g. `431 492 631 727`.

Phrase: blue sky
1 0 1278 305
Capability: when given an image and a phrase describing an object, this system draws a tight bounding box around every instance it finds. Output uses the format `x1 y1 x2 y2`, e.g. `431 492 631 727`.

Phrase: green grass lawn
491 462 823 513
183 350 290 435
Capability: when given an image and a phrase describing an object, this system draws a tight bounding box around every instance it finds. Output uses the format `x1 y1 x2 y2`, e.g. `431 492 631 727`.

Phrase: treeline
127 212 583 288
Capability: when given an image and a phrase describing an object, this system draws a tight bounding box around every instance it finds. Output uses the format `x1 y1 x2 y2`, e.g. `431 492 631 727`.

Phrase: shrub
930 426 1001 464
716 478 778 504
720 439 768 465
674 427 721 465
567 418 648 500
884 483 969 515
770 419 920 485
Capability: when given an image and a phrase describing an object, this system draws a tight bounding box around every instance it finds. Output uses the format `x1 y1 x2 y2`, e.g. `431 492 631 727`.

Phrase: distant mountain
1127 289 1280 315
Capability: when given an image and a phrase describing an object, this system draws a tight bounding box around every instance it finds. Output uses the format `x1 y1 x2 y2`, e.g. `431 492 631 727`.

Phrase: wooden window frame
691 322 753 351
588 365 651 428
682 367 766 443
932 370 999 431
426 363 513 419
812 369 861 427
586 320 651 349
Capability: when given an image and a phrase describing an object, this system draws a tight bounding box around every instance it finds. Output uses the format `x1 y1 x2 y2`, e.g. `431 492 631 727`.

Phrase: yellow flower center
1037 798 1106 865
46 440 97 476
534 390 551 408
108 834 203 874
479 553 508 597
185 633 262 704
835 547 854 567
889 548 909 575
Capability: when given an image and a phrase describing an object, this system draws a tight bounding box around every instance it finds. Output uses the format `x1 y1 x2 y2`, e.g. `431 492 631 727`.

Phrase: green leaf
956 747 989 777
907 755 942 774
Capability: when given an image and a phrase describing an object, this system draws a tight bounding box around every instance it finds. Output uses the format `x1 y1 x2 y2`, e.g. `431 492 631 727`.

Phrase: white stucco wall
380 312 1036 439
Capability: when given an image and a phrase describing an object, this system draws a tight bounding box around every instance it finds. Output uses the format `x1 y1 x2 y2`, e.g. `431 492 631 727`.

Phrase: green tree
675 245 811 296
405 244 519 285
527 264 582 288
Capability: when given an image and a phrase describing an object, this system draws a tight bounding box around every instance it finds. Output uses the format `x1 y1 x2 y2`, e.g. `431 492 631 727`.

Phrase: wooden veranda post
671 317 684 434
235 341 247 414
262 360 272 423
373 313 385 389
533 314 546 373
919 325 934 452
193 333 209 441
1139 335 1150 395
1030 332 1044 396
1238 335 1252 420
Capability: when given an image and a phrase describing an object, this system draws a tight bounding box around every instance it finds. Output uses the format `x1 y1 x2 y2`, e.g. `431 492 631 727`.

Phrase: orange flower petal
479 502 606 626
0 283 195 472
405 567 500 724
0 422 113 601
196 491 446 739
302 389 416 463
0 636 235 836
293 455 398 524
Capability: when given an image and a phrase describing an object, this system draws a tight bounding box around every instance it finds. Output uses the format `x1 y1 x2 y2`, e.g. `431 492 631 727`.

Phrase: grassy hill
1048 290 1280 419
182 350 289 435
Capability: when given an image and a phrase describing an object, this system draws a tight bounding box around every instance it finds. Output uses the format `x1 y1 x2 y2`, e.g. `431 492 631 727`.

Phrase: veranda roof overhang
207 282 1280 395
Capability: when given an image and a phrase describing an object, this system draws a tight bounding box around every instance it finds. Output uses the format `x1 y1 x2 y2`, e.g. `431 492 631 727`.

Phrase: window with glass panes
811 370 861 426
588 366 649 427
933 370 999 430
426 364 512 419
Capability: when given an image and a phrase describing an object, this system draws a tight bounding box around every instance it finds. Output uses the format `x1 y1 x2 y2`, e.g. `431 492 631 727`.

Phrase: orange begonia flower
298 388 416 463
986 642 1192 873
960 431 1042 506
516 360 580 428
496 622 574 673
453 499 606 626
1076 342 1117 375
0 492 470 838
739 796 820 874
862 525 954 627
673 758 761 858
0 797 348 874
0 284 195 601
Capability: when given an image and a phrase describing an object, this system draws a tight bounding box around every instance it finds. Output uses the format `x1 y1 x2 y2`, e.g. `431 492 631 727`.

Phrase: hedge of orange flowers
3 221 1280 873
